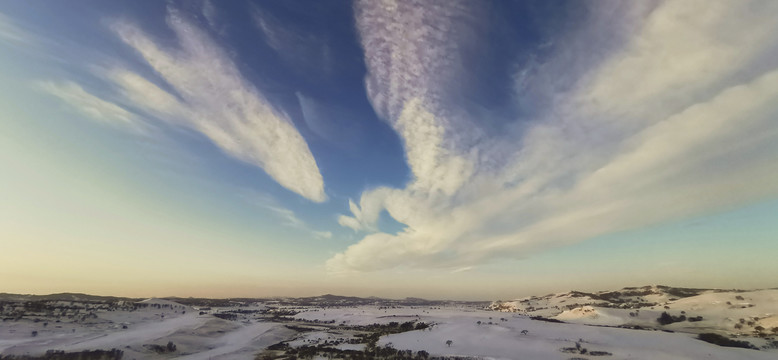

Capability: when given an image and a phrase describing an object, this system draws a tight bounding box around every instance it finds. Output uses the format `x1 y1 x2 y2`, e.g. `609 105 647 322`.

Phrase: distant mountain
158 294 462 307
284 294 445 307
0 292 137 302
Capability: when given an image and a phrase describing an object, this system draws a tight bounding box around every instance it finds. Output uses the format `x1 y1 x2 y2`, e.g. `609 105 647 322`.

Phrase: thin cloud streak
241 190 333 241
0 12 28 44
36 81 147 133
35 8 327 203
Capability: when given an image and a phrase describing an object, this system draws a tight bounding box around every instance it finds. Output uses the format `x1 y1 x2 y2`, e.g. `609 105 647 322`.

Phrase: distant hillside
490 285 778 338
489 285 741 313
272 294 474 307
0 292 138 303
0 292 479 308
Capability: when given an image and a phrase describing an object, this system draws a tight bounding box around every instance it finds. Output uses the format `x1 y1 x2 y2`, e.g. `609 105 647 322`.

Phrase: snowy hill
491 285 778 340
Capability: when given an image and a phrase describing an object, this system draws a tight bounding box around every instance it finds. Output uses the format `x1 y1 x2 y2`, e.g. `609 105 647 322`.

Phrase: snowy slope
379 315 776 360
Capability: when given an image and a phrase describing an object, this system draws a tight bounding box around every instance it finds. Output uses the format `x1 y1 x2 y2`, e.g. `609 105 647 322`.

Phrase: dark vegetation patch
162 297 252 307
656 286 707 298
560 342 611 357
588 351 613 356
258 343 482 360
0 299 185 324
284 325 319 332
142 341 177 354
0 349 123 360
657 312 686 325
212 313 238 321
697 333 758 350
530 316 565 323
258 321 434 359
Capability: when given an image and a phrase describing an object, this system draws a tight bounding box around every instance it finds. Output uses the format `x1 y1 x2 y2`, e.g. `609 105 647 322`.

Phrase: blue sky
1 0 777 300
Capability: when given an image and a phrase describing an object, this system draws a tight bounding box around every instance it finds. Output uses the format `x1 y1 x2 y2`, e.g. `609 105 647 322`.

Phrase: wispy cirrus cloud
106 10 326 202
34 7 326 203
36 81 146 133
329 0 778 273
354 0 484 197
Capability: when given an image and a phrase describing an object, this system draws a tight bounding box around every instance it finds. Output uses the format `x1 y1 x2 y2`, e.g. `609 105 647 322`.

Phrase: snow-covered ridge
490 285 727 314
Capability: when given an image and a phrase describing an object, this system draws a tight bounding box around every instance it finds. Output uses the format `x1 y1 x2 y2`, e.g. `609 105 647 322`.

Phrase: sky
1 0 777 301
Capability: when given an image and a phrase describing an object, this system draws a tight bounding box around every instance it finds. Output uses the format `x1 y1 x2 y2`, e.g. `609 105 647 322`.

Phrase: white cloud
313 231 333 240
336 187 396 232
107 11 326 202
337 215 363 232
330 0 778 273
36 81 146 133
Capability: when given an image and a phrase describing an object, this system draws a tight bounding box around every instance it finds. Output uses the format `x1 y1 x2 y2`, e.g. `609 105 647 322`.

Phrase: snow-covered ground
1 287 776 359
0 299 287 359
292 302 778 359
378 310 775 360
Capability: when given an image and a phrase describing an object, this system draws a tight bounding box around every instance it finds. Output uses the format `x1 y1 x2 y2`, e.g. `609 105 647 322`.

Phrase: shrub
697 333 758 350
657 312 673 325
657 312 686 325
530 316 565 323
144 343 176 354
589 350 613 356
